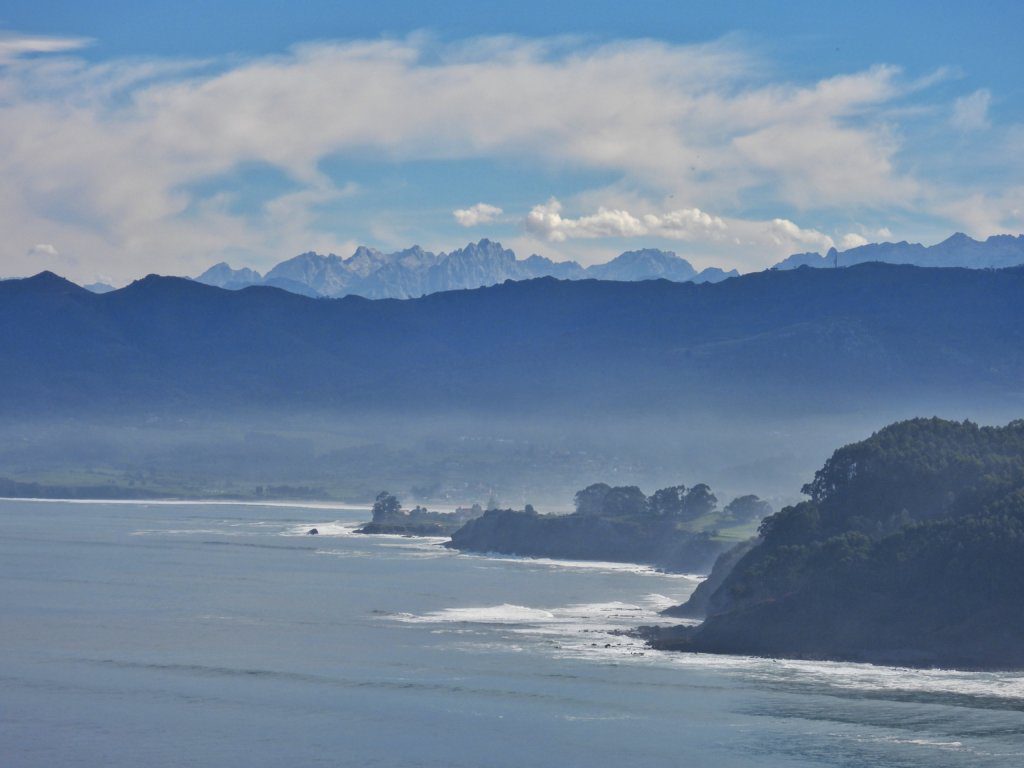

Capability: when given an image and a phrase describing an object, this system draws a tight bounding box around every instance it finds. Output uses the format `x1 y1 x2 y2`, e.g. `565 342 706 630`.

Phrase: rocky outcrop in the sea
355 493 484 537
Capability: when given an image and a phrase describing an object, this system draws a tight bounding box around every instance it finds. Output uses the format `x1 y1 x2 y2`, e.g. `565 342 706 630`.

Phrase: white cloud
934 187 1024 236
731 115 913 208
27 243 59 257
951 89 991 131
525 199 644 241
764 218 834 252
643 208 728 239
523 198 851 264
840 233 869 250
0 33 91 64
832 225 893 250
526 198 726 242
453 202 503 227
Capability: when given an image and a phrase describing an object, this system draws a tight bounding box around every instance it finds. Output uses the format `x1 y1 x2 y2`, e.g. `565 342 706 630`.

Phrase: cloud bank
526 199 727 242
525 198 865 255
0 32 1018 280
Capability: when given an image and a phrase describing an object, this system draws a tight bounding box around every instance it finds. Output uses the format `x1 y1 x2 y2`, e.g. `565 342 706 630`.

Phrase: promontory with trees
644 418 1024 670
356 492 485 536
358 482 773 574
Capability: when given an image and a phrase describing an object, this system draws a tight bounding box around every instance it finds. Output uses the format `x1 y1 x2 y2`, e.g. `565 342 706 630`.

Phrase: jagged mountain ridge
193 263 263 291
197 232 1024 299
196 240 737 299
772 232 1024 270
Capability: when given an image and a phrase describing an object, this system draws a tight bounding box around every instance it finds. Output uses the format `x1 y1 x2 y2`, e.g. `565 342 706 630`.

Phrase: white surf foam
392 594 1024 702
641 593 680 611
280 521 361 537
371 534 451 545
392 597 680 641
633 649 1024 702
396 604 558 624
456 551 704 579
281 521 452 545
765 658 1024 701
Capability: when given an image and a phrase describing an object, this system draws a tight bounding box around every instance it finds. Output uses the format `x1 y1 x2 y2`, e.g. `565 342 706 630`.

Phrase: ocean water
1 500 1023 767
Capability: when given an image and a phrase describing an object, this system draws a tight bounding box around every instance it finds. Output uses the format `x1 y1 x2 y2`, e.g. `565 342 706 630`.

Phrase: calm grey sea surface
1 499 1023 767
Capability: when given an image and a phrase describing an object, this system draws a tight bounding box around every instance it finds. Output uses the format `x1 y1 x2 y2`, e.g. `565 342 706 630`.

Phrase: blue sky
1 1 1022 283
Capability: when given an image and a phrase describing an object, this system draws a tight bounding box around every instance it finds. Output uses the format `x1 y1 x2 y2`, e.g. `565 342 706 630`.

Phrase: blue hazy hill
2 264 1023 416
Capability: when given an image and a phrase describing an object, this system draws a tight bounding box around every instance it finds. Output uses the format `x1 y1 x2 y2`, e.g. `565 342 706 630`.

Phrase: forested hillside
651 419 1024 669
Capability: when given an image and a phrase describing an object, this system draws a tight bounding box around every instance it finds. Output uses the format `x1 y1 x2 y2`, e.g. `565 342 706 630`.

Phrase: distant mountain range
183 233 1024 301
194 239 738 299
5 263 1023 417
771 232 1024 270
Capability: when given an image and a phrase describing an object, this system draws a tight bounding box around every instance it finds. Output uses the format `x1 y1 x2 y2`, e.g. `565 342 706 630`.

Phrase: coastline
632 624 1024 673
0 496 371 511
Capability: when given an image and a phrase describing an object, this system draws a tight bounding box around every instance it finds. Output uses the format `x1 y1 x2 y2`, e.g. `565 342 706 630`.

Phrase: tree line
572 482 771 524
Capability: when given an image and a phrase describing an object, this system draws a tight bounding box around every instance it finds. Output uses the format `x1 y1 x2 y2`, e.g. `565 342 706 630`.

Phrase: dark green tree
648 485 685 517
681 483 717 521
602 486 648 517
573 483 612 515
723 495 773 523
371 491 403 522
